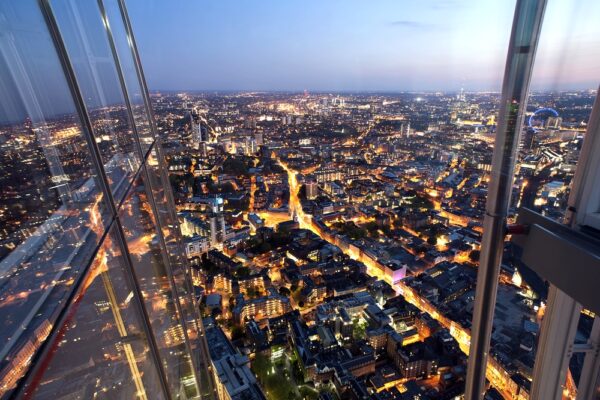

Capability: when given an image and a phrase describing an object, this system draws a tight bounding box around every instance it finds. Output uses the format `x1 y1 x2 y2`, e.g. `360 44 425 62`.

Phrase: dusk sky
127 0 600 92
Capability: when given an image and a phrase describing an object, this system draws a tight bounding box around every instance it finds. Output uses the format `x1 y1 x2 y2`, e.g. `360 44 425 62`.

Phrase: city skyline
1 1 599 399
128 0 600 92
2 0 598 124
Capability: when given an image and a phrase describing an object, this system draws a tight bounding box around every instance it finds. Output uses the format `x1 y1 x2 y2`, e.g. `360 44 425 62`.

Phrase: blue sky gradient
127 0 600 92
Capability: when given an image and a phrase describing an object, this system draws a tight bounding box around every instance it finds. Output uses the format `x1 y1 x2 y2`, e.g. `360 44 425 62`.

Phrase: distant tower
199 124 208 157
512 268 522 287
244 136 257 155
402 122 411 138
28 120 72 205
191 114 208 156
254 131 264 146
546 116 562 129
208 196 226 245
209 213 218 245
522 127 535 151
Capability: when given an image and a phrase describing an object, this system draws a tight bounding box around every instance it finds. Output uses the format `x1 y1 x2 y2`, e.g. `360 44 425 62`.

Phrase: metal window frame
114 0 216 396
96 0 204 396
530 286 581 400
565 85 600 230
464 0 547 399
16 0 599 399
527 87 600 400
12 1 174 399
576 317 600 400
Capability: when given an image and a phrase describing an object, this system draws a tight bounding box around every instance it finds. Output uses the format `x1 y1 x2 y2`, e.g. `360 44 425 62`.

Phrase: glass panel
147 146 198 328
119 170 198 398
0 0 110 396
157 151 198 306
103 0 154 155
49 0 141 203
25 225 165 400
144 145 210 397
507 1 600 397
518 0 600 223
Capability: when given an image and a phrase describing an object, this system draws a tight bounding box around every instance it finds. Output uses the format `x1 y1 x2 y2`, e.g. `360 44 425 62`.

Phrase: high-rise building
253 131 263 146
208 197 226 246
305 178 319 200
521 127 536 151
0 1 212 399
191 114 209 156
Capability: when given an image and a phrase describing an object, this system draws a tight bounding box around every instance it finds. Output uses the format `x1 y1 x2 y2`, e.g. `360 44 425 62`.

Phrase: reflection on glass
50 0 141 203
490 2 599 397
146 147 203 355
0 0 210 399
103 0 154 155
25 225 165 400
119 170 199 398
0 0 110 396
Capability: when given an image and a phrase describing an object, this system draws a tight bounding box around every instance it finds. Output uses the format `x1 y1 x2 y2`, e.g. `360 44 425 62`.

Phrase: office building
203 318 266 400
305 178 319 200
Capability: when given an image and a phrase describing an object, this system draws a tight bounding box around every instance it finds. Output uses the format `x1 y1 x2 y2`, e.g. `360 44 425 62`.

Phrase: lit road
271 157 530 400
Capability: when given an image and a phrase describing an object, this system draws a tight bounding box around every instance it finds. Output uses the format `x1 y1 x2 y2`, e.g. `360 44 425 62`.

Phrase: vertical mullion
96 0 200 396
575 316 600 400
557 88 600 400
31 1 172 399
116 1 216 397
116 0 161 157
565 86 600 227
95 0 146 183
38 0 116 218
97 0 204 396
464 0 547 399
530 286 581 399
154 140 217 400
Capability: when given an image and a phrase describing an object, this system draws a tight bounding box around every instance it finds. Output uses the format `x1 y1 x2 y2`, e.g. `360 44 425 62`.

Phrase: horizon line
148 88 598 94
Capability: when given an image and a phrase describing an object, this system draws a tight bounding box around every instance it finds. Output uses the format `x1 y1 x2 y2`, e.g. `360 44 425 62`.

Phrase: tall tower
522 127 535 151
208 196 226 245
31 124 72 205
191 114 209 157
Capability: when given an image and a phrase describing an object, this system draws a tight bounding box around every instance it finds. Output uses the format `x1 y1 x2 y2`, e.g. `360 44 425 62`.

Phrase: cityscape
147 89 594 399
1 1 599 400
